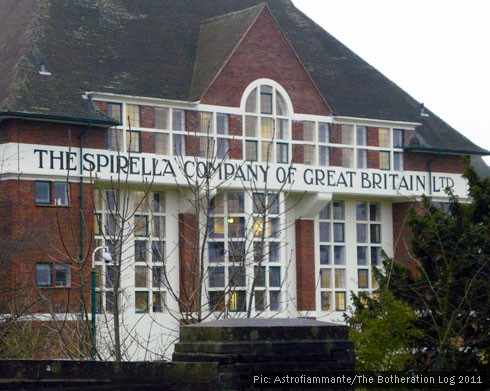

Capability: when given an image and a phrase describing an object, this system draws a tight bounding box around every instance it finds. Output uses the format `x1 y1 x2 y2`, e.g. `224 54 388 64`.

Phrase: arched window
242 81 291 163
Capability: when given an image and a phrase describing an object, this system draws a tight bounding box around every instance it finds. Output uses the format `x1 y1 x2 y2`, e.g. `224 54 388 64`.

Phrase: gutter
404 146 490 156
0 111 118 127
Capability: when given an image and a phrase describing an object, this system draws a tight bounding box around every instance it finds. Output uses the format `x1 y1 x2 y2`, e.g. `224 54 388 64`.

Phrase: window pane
36 263 51 286
200 112 212 134
394 152 403 171
269 267 281 287
126 104 140 128
229 290 246 312
254 266 266 287
152 266 166 288
335 269 346 288
134 215 148 237
276 92 287 116
106 265 116 288
393 129 404 148
152 192 165 213
342 148 353 168
319 123 329 143
108 128 123 151
106 291 116 314
229 241 245 263
209 291 225 311
357 246 368 265
335 292 346 311
269 242 279 262
228 192 244 213
319 204 330 220
370 203 381 221
319 146 329 166
152 216 165 238
303 121 315 141
319 222 330 242
333 223 344 242
208 267 225 288
277 119 288 139
245 88 257 113
228 217 245 238
54 182 69 206
153 292 165 312
135 291 149 313
269 291 280 311
321 291 330 311
245 116 258 137
357 149 367 169
245 140 258 161
379 151 390 170
261 118 273 139
55 264 71 287
277 143 288 163
341 125 354 144
255 290 265 311
173 134 185 156
209 218 224 238
217 138 229 159
260 91 272 114
155 133 169 155
304 145 315 165
35 181 50 204
333 201 344 220
151 241 165 262
370 224 381 243
371 247 381 266
358 269 369 288
356 202 367 220
356 126 367 145
208 242 224 262
217 114 229 135
379 128 390 148
320 269 330 288
320 245 330 265
228 266 246 287
155 107 169 129
172 109 184 131
127 130 140 153
107 103 122 123
334 246 345 265
135 266 147 288
356 223 367 243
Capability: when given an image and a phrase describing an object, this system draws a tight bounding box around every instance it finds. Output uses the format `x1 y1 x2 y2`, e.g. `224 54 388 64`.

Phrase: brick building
1 0 488 360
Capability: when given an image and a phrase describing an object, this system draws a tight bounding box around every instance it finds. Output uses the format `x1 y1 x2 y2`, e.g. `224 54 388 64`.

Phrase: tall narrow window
35 181 51 204
54 182 69 206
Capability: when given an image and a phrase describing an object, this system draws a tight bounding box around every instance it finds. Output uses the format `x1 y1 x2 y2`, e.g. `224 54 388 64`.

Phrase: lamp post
91 245 112 359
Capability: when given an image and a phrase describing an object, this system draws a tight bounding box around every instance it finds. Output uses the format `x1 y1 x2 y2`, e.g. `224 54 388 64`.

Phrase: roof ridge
200 3 267 25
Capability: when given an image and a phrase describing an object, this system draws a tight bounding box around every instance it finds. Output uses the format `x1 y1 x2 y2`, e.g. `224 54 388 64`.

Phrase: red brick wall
179 213 199 312
201 9 330 116
1 179 95 314
404 153 467 173
140 105 155 128
0 119 107 149
229 115 242 137
292 145 303 164
367 127 379 147
329 124 342 144
295 219 315 311
367 150 379 169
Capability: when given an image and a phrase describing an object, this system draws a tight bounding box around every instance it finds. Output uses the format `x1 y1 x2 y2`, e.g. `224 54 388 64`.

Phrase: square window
319 222 330 242
357 246 368 265
320 269 331 288
126 104 140 128
228 266 246 287
269 291 280 311
335 292 346 311
208 242 224 263
208 291 225 311
107 103 122 123
357 149 367 169
228 192 245 213
379 151 390 170
393 129 404 148
209 217 225 238
155 107 169 129
151 241 165 262
320 245 330 265
208 267 225 288
356 223 367 243
135 266 147 288
277 143 289 163
135 291 149 313
333 223 344 242
394 152 404 171
358 269 369 288
319 123 329 143
217 113 229 135
152 292 165 312
321 291 331 311
333 201 344 220
55 264 71 287
228 217 245 238
334 246 345 265
173 134 185 156
54 182 69 206
357 126 367 145
152 266 166 288
155 133 169 155
126 130 141 153
172 109 185 131
370 224 381 244
245 140 258 161
36 263 51 286
269 267 281 287
303 121 315 141
35 181 50 204
228 241 245 263
254 266 266 288
134 215 148 237
255 290 266 311
229 290 247 312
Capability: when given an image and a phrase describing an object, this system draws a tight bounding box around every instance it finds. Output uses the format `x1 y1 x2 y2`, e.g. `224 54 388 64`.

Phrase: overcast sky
292 0 490 164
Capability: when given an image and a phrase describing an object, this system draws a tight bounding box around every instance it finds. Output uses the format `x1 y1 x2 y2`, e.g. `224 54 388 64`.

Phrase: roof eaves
404 146 490 156
0 111 118 127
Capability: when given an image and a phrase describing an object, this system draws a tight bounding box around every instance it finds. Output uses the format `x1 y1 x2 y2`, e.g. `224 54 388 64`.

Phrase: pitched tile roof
0 0 487 154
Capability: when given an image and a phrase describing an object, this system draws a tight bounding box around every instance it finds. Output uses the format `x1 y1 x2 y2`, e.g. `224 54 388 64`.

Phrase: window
356 126 367 145
155 107 169 129
379 151 390 170
173 134 185 156
216 114 229 135
55 264 71 287
379 128 390 148
36 263 52 286
107 103 122 123
393 129 404 148
155 133 169 155
54 182 69 206
135 291 149 313
394 152 403 171
126 104 140 128
108 128 123 151
126 130 141 153
35 181 50 204
243 82 290 163
172 109 185 131
357 149 367 169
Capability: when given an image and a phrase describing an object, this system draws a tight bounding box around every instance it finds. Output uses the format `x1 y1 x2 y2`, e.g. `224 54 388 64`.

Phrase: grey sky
293 0 490 163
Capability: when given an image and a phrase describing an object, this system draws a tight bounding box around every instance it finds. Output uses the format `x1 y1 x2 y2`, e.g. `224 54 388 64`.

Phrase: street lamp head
102 252 113 263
